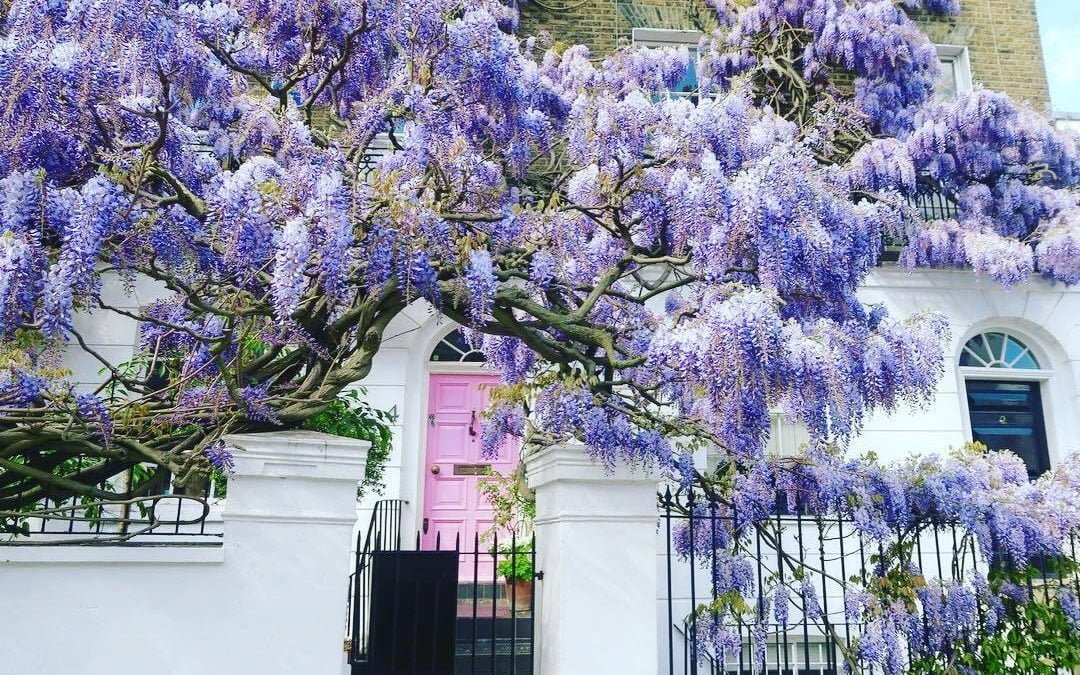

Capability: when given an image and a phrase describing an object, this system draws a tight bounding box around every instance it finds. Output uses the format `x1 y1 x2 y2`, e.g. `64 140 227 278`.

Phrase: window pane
430 340 462 362
936 57 958 101
1003 336 1040 368
430 329 487 363
984 332 1006 364
1011 351 1040 369
1003 336 1025 364
960 335 993 366
673 51 698 96
445 329 471 353
965 379 1050 477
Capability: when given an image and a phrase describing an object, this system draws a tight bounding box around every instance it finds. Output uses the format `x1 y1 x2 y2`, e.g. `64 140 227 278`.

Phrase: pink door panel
422 373 520 579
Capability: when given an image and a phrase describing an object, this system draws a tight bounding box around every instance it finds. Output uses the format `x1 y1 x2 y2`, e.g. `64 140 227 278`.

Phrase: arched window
960 331 1050 478
429 329 486 363
959 331 1040 369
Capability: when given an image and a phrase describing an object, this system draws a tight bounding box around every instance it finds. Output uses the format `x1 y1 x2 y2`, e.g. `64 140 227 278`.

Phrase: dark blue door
966 379 1050 478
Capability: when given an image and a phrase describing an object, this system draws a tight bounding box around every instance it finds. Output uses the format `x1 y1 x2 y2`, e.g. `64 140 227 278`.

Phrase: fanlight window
960 332 1040 369
430 329 486 363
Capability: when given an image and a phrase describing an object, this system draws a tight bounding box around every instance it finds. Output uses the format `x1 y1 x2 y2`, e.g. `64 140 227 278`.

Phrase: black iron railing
347 498 407 667
346 501 537 675
0 493 221 546
912 190 960 221
880 191 961 263
445 529 537 675
660 486 1078 675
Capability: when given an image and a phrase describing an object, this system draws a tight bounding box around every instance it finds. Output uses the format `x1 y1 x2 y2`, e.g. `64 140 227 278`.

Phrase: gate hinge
343 638 352 653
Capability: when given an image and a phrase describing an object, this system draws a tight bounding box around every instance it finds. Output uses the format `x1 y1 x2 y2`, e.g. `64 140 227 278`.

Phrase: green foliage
302 388 396 500
911 561 1080 675
476 466 534 539
496 542 535 583
962 595 1080 674
477 468 535 583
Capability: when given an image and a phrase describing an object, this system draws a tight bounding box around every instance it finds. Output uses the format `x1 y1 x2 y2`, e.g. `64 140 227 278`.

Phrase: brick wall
518 0 1050 108
917 0 1050 108
519 0 620 54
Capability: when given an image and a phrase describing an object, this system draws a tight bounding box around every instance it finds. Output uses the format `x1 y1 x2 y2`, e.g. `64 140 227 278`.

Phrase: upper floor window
632 28 701 98
765 413 810 458
430 328 486 363
935 45 972 102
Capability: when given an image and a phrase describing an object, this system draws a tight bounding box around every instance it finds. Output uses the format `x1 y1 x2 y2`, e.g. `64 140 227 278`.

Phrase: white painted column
526 445 660 675
223 431 368 675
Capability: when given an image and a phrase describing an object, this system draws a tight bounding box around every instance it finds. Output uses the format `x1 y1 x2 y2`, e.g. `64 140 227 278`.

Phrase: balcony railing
880 191 961 263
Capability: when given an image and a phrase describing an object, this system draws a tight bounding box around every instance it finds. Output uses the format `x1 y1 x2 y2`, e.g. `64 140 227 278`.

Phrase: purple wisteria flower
203 442 236 474
465 250 496 326
75 393 112 443
773 585 789 626
1060 590 1080 631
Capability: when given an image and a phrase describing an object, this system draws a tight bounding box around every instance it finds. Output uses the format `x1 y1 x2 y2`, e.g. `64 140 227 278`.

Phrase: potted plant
479 466 536 612
496 543 534 612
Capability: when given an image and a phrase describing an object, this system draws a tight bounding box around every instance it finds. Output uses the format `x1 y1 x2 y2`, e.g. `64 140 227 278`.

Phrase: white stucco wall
64 274 168 391
855 268 1080 465
0 432 366 675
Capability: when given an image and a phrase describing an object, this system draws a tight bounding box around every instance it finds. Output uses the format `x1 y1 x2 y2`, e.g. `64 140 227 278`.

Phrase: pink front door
422 374 519 558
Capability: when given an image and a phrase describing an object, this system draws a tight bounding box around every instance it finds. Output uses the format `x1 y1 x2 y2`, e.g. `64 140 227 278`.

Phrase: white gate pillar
526 445 660 675
223 431 368 675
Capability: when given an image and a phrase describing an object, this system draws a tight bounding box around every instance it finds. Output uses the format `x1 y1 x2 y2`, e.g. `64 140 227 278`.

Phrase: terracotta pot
507 578 533 613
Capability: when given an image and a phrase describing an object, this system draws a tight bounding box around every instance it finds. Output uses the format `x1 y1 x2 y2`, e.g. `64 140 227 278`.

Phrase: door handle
468 410 478 437
428 414 436 427
430 464 441 475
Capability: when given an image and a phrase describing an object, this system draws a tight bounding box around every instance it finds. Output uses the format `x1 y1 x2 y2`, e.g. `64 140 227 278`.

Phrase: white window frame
935 44 973 99
722 639 835 674
428 327 488 369
631 27 702 48
959 331 1042 370
426 325 492 375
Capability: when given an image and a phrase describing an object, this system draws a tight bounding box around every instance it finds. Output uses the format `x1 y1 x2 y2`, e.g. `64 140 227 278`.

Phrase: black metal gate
368 550 459 675
347 501 538 675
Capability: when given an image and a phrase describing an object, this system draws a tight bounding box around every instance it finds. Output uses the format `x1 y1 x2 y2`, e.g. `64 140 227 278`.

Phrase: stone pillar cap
223 430 369 482
525 444 661 490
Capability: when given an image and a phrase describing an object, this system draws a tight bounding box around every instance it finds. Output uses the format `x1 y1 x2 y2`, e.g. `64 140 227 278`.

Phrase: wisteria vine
1 0 1079 663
